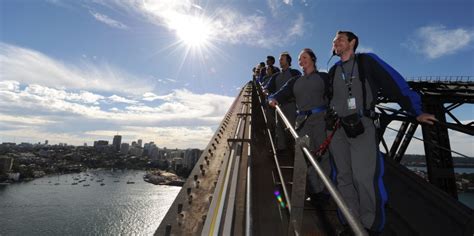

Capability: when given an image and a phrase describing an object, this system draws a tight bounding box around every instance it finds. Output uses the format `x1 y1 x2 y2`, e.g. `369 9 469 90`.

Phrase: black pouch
341 113 365 138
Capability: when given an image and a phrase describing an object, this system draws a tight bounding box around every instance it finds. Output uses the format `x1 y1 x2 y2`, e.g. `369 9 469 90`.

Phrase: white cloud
448 129 474 158
89 10 128 29
130 89 234 120
208 9 305 48
211 9 267 46
405 25 474 59
108 95 139 104
267 0 279 17
0 114 54 125
357 45 374 53
288 14 304 37
0 83 232 122
155 78 178 85
0 80 20 92
0 82 234 148
24 84 105 104
0 43 151 95
92 0 306 48
142 92 164 101
0 127 90 146
267 0 294 17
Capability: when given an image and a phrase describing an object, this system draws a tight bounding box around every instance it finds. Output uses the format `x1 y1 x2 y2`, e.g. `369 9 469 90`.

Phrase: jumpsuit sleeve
364 53 423 116
268 76 298 104
264 72 279 94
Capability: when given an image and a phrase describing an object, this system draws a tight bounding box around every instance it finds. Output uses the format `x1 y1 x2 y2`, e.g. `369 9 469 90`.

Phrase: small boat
100 183 105 186
83 184 90 187
126 181 135 184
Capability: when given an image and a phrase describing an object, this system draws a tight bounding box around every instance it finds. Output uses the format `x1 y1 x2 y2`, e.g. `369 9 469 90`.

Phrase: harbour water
406 166 474 174
0 168 472 235
406 166 474 209
0 170 180 236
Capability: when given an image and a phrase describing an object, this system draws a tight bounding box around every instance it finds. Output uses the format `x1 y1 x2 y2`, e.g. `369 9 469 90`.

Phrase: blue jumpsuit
328 53 422 232
270 70 331 194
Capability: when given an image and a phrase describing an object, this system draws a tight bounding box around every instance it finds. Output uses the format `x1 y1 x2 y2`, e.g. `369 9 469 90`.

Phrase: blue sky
0 0 473 154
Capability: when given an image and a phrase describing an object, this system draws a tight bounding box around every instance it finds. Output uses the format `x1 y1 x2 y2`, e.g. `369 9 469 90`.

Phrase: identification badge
347 97 356 110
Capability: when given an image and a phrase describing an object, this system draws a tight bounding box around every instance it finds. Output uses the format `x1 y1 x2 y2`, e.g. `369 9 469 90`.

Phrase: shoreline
1 168 186 187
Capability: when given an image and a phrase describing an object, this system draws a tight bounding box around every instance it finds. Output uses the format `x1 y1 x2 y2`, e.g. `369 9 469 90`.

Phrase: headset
303 48 317 63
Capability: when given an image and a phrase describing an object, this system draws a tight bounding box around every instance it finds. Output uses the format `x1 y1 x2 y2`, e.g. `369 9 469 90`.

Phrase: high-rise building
120 143 130 154
113 135 122 152
184 149 201 169
45 140 48 145
94 140 109 147
129 146 143 156
137 139 142 148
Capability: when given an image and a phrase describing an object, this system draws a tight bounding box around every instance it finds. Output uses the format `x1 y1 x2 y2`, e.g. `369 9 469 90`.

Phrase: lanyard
339 57 357 97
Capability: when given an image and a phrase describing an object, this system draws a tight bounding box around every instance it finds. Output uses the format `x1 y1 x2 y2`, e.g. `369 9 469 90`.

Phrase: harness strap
296 105 327 116
295 105 327 132
313 119 340 157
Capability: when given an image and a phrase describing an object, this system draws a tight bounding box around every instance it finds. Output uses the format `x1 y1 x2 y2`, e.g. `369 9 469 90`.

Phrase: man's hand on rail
416 113 438 125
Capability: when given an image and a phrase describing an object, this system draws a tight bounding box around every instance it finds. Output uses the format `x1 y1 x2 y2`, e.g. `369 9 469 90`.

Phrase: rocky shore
143 170 185 186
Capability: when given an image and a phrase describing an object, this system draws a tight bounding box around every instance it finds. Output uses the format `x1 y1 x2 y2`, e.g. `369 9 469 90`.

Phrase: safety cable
376 104 471 158
383 125 469 158
376 104 473 135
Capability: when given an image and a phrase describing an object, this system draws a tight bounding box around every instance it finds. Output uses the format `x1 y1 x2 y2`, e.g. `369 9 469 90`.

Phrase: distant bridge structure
156 77 473 235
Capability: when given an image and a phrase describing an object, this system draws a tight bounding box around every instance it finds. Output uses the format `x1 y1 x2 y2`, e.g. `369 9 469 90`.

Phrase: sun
174 15 214 48
154 10 221 74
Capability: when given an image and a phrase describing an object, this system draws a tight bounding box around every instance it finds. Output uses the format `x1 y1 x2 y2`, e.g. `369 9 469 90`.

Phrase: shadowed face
332 33 354 56
298 51 315 74
279 55 289 69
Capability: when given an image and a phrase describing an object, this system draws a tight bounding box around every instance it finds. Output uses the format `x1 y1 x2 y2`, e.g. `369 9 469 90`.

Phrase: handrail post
288 135 310 235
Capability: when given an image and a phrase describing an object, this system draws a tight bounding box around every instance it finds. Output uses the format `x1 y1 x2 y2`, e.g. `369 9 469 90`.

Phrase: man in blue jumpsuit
328 31 437 235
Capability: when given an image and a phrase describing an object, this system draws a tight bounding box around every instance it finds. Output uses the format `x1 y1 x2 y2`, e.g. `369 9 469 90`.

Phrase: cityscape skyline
1 0 473 155
2 135 183 150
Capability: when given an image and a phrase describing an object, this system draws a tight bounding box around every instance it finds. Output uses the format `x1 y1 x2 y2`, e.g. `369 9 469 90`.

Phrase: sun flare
174 15 214 48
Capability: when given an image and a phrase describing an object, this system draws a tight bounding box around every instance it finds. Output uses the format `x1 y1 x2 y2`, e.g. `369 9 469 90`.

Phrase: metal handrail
257 81 367 236
406 75 474 82
254 82 292 212
246 95 253 236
